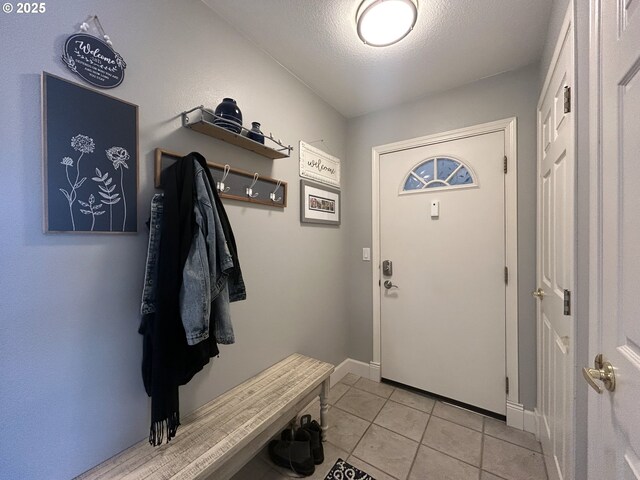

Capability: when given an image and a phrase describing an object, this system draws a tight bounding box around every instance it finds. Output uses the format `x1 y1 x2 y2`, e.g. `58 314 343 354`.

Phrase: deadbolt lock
382 260 393 276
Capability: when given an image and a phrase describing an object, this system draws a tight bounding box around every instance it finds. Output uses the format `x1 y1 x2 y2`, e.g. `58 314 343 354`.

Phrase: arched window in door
401 157 476 193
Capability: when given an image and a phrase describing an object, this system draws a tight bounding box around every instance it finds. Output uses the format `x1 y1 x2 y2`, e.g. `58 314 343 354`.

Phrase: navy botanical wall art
42 72 138 233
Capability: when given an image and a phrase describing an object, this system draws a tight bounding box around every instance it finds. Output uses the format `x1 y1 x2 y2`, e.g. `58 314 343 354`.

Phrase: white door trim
371 118 519 409
587 1 603 478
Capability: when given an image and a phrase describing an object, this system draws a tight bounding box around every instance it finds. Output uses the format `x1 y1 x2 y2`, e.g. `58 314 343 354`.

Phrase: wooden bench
76 354 334 480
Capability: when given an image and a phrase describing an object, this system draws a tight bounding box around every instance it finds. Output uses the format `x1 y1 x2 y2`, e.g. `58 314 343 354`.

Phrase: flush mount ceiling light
356 0 418 47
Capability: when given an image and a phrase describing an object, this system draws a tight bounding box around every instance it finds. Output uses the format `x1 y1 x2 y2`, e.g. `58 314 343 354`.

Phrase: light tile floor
231 374 548 480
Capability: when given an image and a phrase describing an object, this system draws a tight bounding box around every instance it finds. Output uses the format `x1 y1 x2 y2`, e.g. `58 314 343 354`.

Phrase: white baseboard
532 408 543 440
369 361 381 381
330 358 372 386
524 409 538 435
506 401 537 433
506 401 525 429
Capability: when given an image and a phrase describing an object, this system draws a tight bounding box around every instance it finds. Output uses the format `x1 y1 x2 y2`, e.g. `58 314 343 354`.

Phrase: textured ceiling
203 0 553 118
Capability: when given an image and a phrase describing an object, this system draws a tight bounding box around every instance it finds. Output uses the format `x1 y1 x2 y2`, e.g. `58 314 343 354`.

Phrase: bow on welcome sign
61 17 126 89
299 141 341 189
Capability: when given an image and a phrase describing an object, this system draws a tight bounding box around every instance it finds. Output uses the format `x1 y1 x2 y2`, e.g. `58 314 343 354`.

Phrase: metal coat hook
217 164 231 193
270 180 283 202
246 173 259 198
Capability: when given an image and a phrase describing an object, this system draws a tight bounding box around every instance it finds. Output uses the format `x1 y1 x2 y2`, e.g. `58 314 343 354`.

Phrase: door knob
582 354 615 393
532 288 545 299
383 280 399 290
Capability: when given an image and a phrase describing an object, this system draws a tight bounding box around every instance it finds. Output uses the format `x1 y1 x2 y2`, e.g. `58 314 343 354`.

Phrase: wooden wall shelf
181 106 292 160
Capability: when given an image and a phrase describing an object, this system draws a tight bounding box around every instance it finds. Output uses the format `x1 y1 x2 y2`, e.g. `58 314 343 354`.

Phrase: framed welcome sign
42 72 138 233
299 141 341 188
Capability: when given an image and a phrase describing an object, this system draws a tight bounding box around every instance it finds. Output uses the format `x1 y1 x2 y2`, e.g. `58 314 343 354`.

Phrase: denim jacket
141 194 164 316
190 153 246 303
179 160 235 345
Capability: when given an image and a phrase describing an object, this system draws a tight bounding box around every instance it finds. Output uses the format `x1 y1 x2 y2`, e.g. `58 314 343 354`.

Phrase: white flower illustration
59 135 92 230
78 193 105 231
92 167 121 232
105 147 130 231
71 134 95 154
105 146 130 170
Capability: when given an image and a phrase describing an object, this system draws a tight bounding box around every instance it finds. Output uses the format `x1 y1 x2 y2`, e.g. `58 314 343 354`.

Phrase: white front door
588 1 640 479
379 130 507 415
536 6 575 480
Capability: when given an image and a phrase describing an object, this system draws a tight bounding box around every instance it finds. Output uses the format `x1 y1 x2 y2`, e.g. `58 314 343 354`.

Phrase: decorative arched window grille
401 157 476 193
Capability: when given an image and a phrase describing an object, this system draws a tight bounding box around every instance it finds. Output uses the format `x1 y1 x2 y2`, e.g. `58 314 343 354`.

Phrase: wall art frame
299 141 341 188
300 180 341 226
42 72 139 233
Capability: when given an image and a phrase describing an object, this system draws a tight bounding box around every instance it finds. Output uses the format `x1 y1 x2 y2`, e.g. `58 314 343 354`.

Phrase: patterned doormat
324 458 376 480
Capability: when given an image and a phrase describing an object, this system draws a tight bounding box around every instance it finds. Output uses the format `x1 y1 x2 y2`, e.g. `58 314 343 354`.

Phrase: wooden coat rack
154 148 287 208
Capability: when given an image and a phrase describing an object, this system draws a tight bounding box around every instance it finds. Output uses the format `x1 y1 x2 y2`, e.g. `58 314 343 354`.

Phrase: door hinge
506 376 510 395
504 266 509 285
564 86 571 113
503 156 508 174
563 289 571 315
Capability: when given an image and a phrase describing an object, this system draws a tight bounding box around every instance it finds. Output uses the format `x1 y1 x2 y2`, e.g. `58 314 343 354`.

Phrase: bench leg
320 378 330 442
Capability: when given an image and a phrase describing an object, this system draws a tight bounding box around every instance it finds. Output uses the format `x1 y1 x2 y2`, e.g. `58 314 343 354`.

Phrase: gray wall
344 63 540 410
0 1 349 478
540 0 571 85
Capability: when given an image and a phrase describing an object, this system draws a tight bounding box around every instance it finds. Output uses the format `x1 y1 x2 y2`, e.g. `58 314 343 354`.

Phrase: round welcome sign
62 33 126 89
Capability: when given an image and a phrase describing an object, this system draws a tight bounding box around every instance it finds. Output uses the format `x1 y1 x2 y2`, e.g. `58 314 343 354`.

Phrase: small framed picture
300 180 341 226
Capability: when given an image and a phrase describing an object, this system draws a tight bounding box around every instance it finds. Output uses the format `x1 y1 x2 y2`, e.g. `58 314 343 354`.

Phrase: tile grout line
369 421 431 452
337 386 435 421
330 384 351 404
350 418 376 463
349 393 407 480
483 431 544 454
404 403 434 480
416 409 485 473
419 442 484 473
332 400 384 425
479 416 485 480
480 467 511 480
377 394 405 480
348 382 395 399
432 402 485 432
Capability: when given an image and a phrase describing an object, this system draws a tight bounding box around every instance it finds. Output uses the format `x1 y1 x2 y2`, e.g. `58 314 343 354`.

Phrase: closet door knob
532 288 545 299
582 355 616 393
